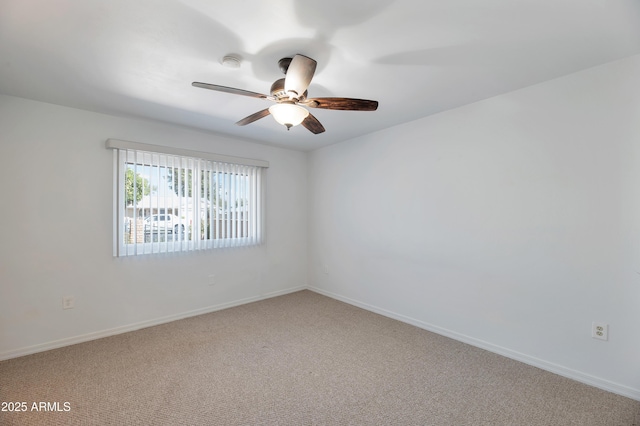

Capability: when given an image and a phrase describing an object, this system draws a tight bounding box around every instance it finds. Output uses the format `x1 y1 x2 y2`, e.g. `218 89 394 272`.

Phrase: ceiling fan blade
301 113 325 134
302 97 378 111
284 54 317 99
236 108 271 126
192 82 271 100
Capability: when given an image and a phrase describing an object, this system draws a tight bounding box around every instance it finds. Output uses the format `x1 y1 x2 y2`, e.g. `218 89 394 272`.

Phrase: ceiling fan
192 54 378 134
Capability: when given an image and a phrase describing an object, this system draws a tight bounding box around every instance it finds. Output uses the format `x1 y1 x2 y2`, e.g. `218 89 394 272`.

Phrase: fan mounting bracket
278 57 293 75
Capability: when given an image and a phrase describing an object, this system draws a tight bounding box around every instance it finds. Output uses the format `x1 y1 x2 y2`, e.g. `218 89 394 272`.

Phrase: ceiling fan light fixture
269 103 309 130
193 54 377 135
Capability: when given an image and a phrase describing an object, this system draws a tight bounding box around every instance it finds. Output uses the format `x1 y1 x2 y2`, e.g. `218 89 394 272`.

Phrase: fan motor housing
270 78 307 101
270 78 286 99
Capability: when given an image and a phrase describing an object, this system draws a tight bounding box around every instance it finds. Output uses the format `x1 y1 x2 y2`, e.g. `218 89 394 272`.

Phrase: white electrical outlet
208 274 216 286
592 322 608 341
62 296 75 310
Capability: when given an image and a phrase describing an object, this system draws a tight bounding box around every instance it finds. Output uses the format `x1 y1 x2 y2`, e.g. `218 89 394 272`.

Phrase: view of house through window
113 145 264 256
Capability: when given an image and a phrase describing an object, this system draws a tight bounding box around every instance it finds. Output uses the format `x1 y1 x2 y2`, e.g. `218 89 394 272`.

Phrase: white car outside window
143 215 184 234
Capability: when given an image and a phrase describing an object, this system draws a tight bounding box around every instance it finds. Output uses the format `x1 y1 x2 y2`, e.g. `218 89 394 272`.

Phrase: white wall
308 55 640 399
0 95 308 358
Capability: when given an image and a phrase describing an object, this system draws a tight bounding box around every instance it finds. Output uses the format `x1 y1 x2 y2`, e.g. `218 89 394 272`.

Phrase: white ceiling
1 0 640 151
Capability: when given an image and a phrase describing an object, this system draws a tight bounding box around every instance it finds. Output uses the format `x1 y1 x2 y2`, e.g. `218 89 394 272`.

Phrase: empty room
1 0 639 424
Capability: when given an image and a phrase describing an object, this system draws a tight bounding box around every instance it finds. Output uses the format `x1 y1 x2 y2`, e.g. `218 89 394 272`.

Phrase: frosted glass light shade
269 103 309 129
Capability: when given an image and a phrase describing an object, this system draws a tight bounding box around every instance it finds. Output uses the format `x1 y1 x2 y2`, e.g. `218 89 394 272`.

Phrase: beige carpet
1 290 638 425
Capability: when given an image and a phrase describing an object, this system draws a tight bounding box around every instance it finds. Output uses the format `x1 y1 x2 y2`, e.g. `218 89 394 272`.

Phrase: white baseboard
308 286 640 402
0 286 306 362
4 284 638 402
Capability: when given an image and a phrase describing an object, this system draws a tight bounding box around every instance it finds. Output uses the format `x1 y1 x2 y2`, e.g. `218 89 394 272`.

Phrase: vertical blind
107 139 267 256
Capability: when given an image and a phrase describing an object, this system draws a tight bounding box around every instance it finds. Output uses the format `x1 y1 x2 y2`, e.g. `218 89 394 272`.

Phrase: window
107 139 267 256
